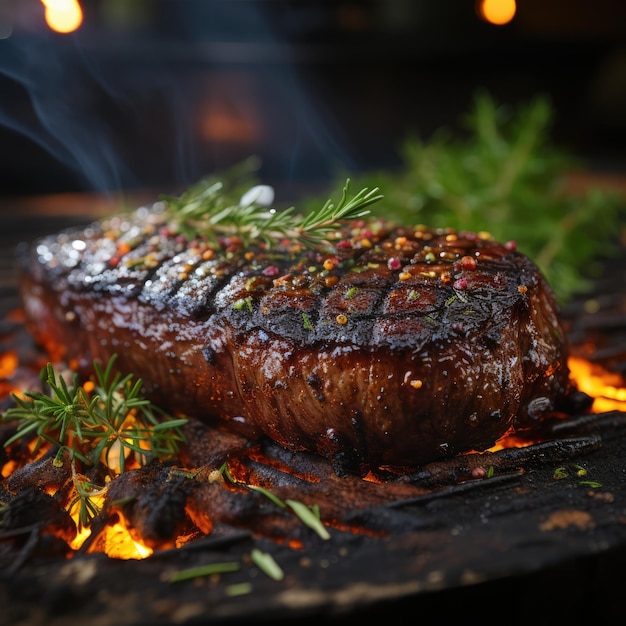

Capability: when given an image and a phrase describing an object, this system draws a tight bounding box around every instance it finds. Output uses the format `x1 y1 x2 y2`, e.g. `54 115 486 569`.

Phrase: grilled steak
17 202 574 474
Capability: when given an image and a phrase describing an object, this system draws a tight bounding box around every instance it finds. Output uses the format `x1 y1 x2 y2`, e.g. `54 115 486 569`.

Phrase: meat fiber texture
18 203 574 475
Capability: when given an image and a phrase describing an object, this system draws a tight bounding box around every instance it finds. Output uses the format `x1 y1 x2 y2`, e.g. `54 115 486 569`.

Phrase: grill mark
29 210 534 352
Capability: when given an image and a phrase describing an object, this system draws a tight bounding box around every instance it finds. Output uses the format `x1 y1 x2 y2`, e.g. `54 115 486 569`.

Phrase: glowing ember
568 356 626 413
0 351 18 378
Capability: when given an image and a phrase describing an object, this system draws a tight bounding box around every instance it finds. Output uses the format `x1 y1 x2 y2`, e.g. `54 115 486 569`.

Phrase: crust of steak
17 205 574 473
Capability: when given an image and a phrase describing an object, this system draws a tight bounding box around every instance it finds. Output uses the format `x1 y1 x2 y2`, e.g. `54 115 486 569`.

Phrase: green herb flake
233 296 253 312
302 312 315 331
423 315 439 326
167 561 241 583
345 286 359 299
251 549 284 581
248 484 287 508
553 467 568 480
286 499 331 540
226 582 253 597
454 289 469 303
445 294 457 307
407 290 420 301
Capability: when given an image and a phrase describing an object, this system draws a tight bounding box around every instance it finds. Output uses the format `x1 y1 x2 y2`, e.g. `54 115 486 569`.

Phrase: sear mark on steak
17 203 575 475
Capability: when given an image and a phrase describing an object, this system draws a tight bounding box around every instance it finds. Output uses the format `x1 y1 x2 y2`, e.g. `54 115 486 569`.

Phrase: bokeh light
477 0 516 26
42 0 83 34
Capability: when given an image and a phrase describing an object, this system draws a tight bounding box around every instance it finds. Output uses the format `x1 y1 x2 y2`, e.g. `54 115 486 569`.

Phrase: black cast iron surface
1 197 626 626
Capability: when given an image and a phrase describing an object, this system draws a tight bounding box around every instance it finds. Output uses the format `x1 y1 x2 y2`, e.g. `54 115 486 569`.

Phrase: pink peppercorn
263 265 281 277
453 277 468 290
505 240 518 251
461 255 477 270
387 257 402 271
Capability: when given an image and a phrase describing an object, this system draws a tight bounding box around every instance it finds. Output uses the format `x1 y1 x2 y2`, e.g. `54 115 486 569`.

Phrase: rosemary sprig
308 91 625 304
2 355 188 528
162 172 383 249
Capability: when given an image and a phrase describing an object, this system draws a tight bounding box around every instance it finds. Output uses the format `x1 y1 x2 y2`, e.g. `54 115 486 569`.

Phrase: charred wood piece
547 410 626 440
97 462 194 550
4 448 71 493
396 435 602 487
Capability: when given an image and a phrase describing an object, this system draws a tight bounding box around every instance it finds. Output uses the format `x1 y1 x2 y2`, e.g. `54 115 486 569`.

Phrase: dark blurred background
0 0 625 201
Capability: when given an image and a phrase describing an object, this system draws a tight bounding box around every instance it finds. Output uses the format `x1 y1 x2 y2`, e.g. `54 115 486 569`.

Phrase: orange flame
568 356 626 413
81 521 154 560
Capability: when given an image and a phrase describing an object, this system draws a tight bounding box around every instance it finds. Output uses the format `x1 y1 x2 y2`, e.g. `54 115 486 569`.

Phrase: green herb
454 289 469 303
285 499 330 540
69 468 107 530
345 286 359 299
167 561 241 583
226 582 253 596
302 312 315 331
2 355 187 529
309 92 624 304
553 464 601 488
163 161 382 249
222 466 331 540
251 548 284 581
233 296 254 312
248 484 286 508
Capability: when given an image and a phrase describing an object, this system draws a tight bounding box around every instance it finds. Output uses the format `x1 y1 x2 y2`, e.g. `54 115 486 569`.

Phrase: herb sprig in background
305 92 625 304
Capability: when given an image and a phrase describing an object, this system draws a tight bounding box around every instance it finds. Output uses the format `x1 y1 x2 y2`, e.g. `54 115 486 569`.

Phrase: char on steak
17 200 575 474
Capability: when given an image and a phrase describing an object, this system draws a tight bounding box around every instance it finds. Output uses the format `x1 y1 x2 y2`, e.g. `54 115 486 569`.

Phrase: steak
17 201 575 474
